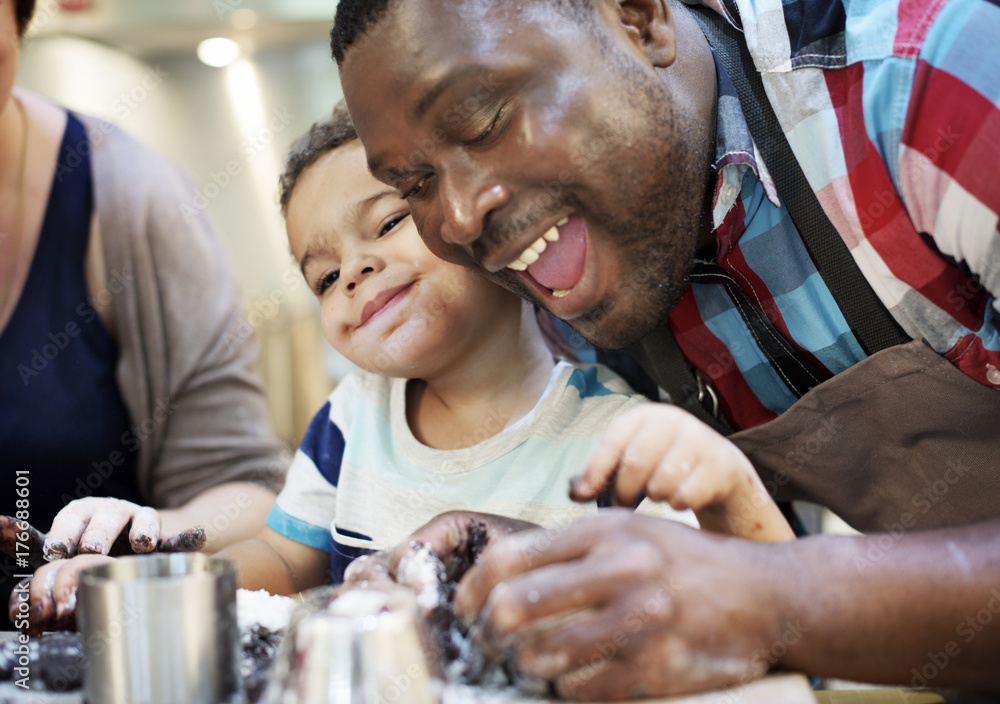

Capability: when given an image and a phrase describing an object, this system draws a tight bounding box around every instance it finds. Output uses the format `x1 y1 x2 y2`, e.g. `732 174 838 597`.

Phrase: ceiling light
197 37 241 68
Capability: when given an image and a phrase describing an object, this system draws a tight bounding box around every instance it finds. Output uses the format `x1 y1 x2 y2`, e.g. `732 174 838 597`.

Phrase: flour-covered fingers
45 498 106 559
77 500 135 555
157 526 206 553
515 583 673 682
455 511 634 621
16 556 111 636
343 551 395 588
126 506 161 553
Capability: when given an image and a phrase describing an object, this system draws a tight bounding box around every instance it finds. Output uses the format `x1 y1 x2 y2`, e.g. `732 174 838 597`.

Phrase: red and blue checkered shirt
670 0 1000 430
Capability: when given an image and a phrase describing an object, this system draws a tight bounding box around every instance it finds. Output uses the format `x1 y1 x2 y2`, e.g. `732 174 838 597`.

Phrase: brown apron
727 339 1000 533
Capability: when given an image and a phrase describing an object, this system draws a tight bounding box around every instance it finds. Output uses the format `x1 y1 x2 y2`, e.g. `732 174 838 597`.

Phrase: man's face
340 0 714 349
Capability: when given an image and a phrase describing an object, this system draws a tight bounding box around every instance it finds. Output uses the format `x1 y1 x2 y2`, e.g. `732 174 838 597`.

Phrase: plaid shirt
669 0 1000 430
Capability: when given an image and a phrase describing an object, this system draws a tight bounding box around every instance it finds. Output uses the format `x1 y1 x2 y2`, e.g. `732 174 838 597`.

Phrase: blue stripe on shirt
266 505 331 552
299 400 346 486
567 366 615 397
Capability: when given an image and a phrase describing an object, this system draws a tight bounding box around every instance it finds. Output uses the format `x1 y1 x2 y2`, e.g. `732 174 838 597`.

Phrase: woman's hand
42 497 205 560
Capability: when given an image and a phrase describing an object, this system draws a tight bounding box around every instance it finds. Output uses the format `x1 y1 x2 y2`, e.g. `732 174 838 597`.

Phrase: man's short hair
330 0 395 67
331 0 595 66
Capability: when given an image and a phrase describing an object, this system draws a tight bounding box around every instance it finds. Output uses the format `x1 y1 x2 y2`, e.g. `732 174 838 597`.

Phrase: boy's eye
315 270 339 295
379 212 411 237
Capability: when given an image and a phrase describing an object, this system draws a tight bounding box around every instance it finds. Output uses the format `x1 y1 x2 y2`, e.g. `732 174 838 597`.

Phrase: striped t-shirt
267 361 694 581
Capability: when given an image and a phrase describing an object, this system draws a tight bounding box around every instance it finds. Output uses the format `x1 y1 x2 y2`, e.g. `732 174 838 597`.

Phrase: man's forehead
348 0 563 62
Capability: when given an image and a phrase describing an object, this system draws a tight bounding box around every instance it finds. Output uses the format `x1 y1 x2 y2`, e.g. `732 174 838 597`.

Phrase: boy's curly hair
278 100 358 217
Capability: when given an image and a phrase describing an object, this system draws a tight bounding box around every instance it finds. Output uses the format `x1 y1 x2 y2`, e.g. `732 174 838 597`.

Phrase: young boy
13 104 791 627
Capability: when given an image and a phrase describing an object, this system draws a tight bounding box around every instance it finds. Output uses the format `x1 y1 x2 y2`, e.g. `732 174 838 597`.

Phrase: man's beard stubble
565 73 715 350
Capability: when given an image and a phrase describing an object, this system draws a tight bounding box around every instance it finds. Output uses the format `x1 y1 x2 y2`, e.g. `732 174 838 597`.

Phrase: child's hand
570 404 794 542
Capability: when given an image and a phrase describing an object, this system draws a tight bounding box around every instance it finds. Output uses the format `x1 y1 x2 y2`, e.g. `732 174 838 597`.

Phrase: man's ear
610 0 677 67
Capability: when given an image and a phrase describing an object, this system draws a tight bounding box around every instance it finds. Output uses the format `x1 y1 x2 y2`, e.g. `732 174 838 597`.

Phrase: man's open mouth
504 214 587 297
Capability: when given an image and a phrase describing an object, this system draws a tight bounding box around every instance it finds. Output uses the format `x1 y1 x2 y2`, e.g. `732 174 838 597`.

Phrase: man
332 0 1000 698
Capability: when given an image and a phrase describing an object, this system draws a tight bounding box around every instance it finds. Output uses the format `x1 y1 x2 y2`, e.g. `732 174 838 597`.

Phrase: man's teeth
507 225 560 271
552 289 570 298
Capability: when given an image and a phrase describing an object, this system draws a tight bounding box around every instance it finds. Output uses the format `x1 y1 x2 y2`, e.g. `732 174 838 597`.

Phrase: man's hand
454 510 786 701
42 498 206 560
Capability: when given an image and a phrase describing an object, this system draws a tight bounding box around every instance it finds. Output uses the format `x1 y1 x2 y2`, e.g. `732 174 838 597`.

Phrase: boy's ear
607 0 677 67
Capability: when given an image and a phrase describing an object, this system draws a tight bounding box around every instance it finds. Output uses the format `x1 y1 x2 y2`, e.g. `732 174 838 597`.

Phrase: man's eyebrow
368 159 407 185
414 64 491 120
369 66 492 179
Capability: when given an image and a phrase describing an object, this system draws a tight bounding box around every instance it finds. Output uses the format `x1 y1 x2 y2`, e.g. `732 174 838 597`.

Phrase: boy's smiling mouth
359 282 415 327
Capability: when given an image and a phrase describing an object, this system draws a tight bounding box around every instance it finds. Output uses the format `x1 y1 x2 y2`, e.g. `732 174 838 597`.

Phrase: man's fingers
128 507 161 553
555 647 666 702
515 582 673 681
455 511 633 620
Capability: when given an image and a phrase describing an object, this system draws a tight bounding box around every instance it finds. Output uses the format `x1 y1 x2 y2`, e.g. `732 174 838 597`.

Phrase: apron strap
687 5 910 356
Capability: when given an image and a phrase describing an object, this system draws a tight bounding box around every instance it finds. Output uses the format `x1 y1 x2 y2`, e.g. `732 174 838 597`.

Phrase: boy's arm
217 526 330 595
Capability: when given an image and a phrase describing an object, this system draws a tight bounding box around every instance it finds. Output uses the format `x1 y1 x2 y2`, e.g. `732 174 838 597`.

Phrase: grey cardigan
80 114 287 507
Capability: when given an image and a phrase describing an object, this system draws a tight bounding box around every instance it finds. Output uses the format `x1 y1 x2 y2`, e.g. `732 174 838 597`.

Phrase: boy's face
286 142 517 377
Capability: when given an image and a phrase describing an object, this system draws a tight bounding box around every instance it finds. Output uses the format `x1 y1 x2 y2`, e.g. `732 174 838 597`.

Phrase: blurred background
17 0 352 449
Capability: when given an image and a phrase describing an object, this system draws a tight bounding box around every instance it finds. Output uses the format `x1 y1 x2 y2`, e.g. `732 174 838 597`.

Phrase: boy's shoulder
557 359 643 399
532 360 645 438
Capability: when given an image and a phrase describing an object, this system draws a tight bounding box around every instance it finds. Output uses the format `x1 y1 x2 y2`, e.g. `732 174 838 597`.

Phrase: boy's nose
344 265 375 293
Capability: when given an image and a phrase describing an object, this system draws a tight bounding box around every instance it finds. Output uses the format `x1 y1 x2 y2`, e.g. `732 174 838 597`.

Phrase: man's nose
438 172 510 248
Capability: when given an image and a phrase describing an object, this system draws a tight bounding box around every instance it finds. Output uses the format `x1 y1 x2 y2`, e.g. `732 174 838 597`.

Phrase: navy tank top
0 113 141 629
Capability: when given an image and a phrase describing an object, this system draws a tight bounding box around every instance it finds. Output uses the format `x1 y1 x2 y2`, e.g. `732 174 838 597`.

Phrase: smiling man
332 0 1000 698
